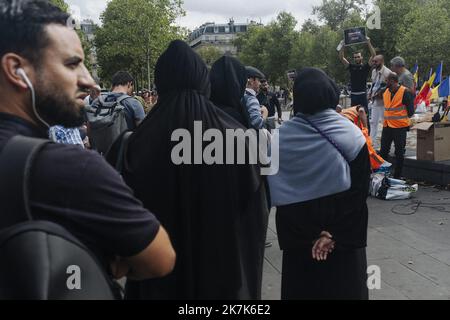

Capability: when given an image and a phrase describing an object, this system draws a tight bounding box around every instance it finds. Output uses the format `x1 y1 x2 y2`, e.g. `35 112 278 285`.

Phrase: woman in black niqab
122 40 268 300
210 56 249 127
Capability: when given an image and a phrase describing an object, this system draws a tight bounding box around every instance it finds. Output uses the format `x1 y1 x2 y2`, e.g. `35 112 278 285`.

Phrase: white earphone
16 68 33 90
16 68 50 128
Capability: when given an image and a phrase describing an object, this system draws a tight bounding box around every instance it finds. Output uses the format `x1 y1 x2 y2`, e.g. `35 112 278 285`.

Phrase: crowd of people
0 0 421 301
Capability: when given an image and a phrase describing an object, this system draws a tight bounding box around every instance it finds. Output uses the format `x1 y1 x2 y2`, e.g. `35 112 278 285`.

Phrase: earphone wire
18 69 50 129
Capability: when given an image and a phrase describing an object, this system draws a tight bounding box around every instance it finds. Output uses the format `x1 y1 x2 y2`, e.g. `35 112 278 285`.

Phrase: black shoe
265 242 273 248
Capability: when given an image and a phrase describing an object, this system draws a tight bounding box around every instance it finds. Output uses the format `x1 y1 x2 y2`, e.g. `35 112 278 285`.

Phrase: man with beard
339 38 376 131
0 0 175 294
257 79 282 130
368 55 392 145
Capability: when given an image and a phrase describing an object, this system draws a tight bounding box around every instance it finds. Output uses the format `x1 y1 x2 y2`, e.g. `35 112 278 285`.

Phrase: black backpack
0 136 116 300
85 94 131 155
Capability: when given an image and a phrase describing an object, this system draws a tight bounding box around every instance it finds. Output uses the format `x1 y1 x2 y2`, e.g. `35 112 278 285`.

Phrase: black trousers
351 93 370 133
380 126 408 179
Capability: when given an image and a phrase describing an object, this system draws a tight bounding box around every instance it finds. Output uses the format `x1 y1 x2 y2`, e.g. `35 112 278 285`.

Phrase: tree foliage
397 0 450 76
196 45 223 67
95 0 185 88
49 0 69 12
234 0 450 86
235 12 298 87
313 0 367 31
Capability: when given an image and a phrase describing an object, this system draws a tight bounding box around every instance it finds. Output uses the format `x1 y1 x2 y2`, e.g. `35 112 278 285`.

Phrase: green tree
234 24 270 75
290 26 342 83
49 0 69 12
313 0 367 31
369 0 423 60
95 0 185 88
264 12 298 86
397 0 450 75
235 12 298 87
301 19 321 34
196 45 223 67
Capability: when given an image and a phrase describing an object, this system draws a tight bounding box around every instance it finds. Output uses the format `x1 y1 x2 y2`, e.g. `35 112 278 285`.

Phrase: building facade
189 19 255 55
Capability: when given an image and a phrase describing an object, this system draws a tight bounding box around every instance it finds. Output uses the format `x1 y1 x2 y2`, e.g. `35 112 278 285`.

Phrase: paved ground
262 186 450 300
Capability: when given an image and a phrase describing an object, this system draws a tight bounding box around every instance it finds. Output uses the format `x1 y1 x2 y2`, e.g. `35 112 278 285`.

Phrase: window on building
218 26 225 33
214 26 219 33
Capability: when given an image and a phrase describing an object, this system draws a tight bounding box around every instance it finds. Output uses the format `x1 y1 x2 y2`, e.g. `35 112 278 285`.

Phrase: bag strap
116 94 131 105
297 113 351 164
0 135 50 230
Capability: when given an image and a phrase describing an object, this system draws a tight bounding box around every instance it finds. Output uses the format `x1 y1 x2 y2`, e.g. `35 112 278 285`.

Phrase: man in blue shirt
104 71 146 130
243 66 268 130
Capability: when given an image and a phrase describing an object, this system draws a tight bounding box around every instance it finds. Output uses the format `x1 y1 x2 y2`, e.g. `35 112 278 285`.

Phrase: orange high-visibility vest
383 86 410 128
340 108 385 171
361 127 385 171
341 107 363 129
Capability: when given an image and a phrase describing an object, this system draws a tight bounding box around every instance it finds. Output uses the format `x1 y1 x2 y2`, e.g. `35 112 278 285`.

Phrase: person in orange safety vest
379 73 415 179
336 105 385 171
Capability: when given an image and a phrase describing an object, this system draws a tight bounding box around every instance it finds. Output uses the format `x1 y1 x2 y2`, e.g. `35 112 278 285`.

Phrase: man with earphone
0 0 176 294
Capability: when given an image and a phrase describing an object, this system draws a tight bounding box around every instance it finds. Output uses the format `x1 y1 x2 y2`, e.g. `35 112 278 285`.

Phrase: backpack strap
116 94 132 105
0 135 50 230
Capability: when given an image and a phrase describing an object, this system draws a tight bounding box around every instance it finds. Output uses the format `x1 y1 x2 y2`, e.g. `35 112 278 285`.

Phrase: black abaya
210 56 249 127
121 40 268 300
276 145 370 300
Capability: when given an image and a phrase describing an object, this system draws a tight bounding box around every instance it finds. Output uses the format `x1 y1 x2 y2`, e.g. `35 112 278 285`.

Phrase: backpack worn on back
85 94 131 155
0 136 116 300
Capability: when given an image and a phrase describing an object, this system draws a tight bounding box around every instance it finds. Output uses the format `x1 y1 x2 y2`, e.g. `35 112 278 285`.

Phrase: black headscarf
122 40 266 300
293 67 341 115
210 56 249 127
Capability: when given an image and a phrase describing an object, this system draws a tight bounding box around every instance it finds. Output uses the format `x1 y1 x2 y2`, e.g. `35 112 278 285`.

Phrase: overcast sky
65 0 322 30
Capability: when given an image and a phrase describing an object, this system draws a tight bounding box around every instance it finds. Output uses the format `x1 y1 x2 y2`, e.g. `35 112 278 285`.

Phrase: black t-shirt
257 92 282 117
348 63 371 93
0 112 160 272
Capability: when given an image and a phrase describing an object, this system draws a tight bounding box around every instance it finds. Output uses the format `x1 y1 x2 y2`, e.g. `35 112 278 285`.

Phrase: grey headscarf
268 68 366 206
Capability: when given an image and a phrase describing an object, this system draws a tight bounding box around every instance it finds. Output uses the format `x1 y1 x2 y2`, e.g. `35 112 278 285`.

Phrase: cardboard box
413 122 450 161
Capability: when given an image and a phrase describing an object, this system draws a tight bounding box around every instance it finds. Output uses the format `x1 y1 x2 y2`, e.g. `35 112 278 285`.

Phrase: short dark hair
387 73 399 83
111 71 134 87
0 0 70 65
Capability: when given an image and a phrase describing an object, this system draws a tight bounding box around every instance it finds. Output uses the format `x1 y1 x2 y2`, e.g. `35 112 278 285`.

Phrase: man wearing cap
390 56 415 94
243 66 269 130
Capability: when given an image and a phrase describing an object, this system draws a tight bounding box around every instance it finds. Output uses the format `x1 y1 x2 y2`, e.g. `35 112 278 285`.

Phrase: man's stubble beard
34 80 85 128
